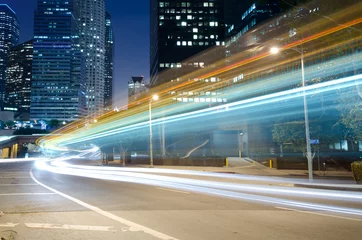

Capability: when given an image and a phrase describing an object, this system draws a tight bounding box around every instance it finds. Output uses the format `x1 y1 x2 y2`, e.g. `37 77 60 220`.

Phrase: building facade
0 4 19 109
30 0 85 121
78 0 106 117
128 76 148 103
5 40 33 119
104 12 114 111
150 0 227 86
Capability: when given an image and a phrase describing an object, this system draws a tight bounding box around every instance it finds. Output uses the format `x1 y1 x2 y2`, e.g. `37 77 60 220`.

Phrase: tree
6 120 15 128
48 119 60 128
335 85 362 151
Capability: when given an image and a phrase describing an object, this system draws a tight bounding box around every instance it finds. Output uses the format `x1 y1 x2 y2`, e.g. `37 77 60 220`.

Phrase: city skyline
8 0 150 109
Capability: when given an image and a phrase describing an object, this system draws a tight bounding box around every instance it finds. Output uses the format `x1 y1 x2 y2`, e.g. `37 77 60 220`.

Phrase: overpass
0 135 44 159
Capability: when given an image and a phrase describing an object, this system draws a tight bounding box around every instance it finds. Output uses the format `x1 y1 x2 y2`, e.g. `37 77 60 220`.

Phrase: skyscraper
78 0 106 117
31 0 85 121
5 40 33 118
128 76 148 103
150 0 226 86
0 4 19 109
104 12 114 111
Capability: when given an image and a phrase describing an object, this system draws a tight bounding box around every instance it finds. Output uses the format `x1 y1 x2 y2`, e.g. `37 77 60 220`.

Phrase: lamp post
149 94 159 167
271 46 313 182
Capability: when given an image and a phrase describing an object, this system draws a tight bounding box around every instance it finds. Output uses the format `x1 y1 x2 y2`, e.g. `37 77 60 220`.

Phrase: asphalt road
1 161 362 240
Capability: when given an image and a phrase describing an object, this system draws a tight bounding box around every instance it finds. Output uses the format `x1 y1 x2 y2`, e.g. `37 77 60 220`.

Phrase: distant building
78 0 106 117
128 76 148 103
5 40 33 120
0 4 19 109
104 12 114 111
30 0 85 121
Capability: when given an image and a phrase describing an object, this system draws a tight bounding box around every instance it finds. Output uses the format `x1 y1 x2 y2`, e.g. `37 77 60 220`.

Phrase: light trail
34 159 362 219
56 72 362 146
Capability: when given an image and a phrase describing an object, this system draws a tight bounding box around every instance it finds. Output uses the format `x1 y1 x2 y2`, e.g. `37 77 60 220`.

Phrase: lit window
181 21 187 26
159 2 164 7
188 41 192 46
193 35 198 39
160 63 164 67
182 41 187 46
176 15 181 20
159 15 164 20
177 41 181 46
210 22 215 27
209 2 214 7
210 35 214 39
216 41 220 46
203 2 209 7
187 15 192 19
193 28 198 33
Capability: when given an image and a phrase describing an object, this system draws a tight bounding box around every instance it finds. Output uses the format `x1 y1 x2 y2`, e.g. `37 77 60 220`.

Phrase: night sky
6 0 150 108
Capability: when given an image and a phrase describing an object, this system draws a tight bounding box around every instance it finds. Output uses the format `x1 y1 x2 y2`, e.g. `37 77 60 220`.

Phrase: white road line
0 223 19 228
156 187 190 194
0 193 56 196
25 223 116 232
276 207 362 222
30 170 179 240
0 177 31 179
0 184 38 186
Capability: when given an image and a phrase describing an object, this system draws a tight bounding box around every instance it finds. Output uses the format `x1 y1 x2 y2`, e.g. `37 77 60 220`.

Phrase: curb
293 183 362 192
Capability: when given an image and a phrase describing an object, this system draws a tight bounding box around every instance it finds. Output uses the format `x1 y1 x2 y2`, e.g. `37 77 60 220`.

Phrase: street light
271 46 313 182
149 94 159 167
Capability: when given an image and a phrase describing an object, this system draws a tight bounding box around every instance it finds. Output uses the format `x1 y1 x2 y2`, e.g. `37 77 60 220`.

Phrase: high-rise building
128 76 148 103
226 0 281 49
5 40 33 118
78 0 106 117
150 0 226 86
104 12 114 111
0 4 19 109
31 0 85 121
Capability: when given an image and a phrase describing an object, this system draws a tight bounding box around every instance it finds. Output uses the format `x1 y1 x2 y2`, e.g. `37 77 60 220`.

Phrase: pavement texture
1 160 362 240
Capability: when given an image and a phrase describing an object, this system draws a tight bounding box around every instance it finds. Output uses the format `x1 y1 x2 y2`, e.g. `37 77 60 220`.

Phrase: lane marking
0 184 38 186
276 207 362 222
0 177 31 179
0 193 56 196
156 187 190 194
0 223 19 228
25 223 116 232
30 170 179 240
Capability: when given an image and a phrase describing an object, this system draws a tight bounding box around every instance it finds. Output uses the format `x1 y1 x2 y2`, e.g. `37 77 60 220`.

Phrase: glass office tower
31 0 85 121
0 4 19 109
104 12 114 111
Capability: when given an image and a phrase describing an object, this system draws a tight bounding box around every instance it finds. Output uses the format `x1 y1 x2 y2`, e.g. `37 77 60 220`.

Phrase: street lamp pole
300 48 314 182
149 95 159 167
271 46 313 182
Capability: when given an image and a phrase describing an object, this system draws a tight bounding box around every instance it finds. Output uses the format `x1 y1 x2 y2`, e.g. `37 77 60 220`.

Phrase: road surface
1 161 362 240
